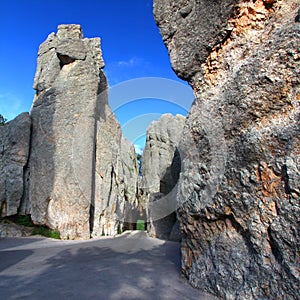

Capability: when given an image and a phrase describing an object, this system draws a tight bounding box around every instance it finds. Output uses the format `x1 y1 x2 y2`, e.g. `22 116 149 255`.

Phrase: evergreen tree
0 114 7 125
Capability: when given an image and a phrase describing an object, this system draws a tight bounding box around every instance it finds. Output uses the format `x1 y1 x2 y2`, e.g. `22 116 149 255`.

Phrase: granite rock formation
92 101 140 237
0 223 32 238
0 113 31 217
142 114 185 240
155 0 300 299
28 24 139 239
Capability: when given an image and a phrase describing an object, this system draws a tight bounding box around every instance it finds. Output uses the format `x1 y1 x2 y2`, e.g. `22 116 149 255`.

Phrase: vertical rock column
0 113 31 217
92 98 140 237
142 114 185 240
29 25 105 239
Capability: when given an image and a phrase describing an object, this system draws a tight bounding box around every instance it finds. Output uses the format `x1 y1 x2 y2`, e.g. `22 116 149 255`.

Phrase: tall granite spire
29 24 139 239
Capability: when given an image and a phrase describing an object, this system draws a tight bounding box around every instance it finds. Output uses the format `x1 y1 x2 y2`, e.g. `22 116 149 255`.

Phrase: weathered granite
142 114 185 240
0 113 31 217
155 0 300 298
142 114 185 195
92 95 140 237
0 223 32 238
28 24 139 239
29 25 102 239
154 0 239 83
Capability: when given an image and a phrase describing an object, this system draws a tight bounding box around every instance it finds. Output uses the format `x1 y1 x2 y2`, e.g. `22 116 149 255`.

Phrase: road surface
0 231 218 299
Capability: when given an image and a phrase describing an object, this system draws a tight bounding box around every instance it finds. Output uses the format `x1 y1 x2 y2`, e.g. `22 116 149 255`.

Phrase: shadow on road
0 232 217 300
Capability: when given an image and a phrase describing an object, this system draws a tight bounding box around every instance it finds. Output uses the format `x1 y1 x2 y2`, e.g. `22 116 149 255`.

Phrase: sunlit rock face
142 114 185 240
29 24 139 239
154 0 300 298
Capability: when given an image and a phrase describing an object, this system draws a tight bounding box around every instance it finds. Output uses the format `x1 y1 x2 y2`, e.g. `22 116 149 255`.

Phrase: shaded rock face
0 113 31 217
29 24 139 239
154 0 239 83
155 0 300 299
142 114 185 240
92 101 140 237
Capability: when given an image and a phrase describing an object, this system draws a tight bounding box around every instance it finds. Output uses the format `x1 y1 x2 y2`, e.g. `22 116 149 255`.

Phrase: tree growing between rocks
136 153 143 176
0 114 7 125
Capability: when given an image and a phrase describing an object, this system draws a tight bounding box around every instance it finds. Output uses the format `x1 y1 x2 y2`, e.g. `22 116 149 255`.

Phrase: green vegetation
0 114 7 125
32 226 60 239
136 153 143 176
136 220 145 231
117 225 123 235
14 215 34 227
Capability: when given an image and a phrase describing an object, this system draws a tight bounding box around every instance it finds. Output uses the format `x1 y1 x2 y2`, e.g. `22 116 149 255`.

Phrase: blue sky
0 0 193 150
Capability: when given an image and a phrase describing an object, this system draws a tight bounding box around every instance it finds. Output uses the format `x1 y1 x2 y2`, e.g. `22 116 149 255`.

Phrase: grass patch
32 226 60 239
1 215 34 227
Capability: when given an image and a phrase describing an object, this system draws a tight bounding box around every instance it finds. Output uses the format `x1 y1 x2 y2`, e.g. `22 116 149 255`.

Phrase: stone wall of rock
142 114 185 240
92 97 140 237
28 24 139 239
154 0 300 299
0 113 31 217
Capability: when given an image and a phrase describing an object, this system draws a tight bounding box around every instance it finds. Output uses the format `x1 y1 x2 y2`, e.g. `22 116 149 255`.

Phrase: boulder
0 113 31 217
0 223 32 238
154 0 300 298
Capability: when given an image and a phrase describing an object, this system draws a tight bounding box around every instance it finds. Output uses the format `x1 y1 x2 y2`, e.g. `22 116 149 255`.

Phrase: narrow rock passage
0 232 217 300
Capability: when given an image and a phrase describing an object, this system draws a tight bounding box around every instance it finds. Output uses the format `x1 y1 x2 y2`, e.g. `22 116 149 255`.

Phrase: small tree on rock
0 114 7 125
136 153 143 177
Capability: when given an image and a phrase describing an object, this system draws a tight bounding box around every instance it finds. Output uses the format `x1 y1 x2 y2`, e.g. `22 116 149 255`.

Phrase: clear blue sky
0 0 193 150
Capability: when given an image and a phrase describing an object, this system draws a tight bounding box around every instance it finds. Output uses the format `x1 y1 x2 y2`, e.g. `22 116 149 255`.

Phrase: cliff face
92 101 139 237
142 114 185 196
142 114 185 240
28 25 139 239
29 25 100 239
154 0 300 298
154 0 239 83
0 113 31 217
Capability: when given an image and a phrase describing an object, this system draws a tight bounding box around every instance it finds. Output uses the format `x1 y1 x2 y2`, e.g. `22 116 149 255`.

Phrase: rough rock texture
92 99 140 237
155 0 300 299
0 223 32 238
29 24 139 239
142 114 185 240
154 0 239 83
0 113 31 217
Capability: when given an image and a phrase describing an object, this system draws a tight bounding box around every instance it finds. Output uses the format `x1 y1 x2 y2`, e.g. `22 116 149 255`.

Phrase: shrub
31 226 60 239
15 215 34 227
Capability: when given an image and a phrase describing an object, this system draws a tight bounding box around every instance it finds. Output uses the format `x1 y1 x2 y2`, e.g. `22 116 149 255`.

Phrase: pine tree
0 114 7 125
